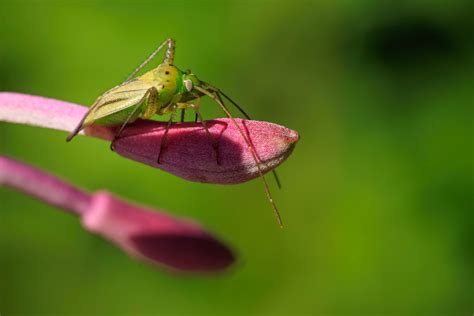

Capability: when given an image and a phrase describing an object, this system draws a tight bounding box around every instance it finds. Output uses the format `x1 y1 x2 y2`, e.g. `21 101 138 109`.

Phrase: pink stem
0 92 88 134
0 156 91 215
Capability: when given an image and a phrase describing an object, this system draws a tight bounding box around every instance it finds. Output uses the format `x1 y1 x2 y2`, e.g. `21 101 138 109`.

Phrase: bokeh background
1 0 473 315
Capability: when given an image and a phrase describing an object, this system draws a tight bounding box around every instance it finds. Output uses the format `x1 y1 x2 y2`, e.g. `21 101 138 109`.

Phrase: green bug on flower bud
66 38 284 227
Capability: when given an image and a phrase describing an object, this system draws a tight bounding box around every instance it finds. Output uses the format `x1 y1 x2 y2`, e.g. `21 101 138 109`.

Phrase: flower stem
0 156 91 215
0 92 88 133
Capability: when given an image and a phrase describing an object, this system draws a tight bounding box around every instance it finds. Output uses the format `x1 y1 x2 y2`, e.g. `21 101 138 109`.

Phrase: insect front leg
176 98 221 165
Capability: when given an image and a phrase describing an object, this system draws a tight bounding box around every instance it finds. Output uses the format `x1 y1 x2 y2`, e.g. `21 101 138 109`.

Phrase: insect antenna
213 90 282 189
205 83 282 189
194 86 284 227
271 169 282 189
204 83 252 120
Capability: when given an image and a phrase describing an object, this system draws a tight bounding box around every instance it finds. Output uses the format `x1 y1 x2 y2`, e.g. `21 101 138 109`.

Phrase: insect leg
194 110 220 165
110 87 157 151
156 107 176 164
163 38 176 64
271 169 282 189
176 97 220 165
194 86 283 227
180 109 186 122
126 38 175 82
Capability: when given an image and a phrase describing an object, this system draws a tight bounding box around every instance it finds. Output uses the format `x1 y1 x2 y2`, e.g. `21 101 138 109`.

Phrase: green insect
66 38 283 226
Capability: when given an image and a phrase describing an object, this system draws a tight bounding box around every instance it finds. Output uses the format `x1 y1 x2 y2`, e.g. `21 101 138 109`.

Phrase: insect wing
66 79 153 141
86 79 152 122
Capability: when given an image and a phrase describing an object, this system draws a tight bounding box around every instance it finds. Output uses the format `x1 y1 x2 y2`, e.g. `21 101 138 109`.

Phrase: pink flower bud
82 191 235 273
1 157 235 273
103 118 299 184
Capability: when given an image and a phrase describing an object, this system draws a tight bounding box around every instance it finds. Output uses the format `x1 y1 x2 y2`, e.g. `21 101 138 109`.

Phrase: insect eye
184 79 193 92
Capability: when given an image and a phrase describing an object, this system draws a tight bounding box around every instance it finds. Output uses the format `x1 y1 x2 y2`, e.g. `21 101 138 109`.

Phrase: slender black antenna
272 169 282 189
213 88 282 190
204 83 252 120
219 92 252 120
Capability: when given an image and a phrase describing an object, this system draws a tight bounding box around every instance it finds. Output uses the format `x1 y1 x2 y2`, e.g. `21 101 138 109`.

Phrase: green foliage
1 0 472 315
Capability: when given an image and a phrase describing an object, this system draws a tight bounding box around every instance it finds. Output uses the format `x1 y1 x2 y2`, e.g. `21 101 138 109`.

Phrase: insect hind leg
110 87 158 151
126 38 176 81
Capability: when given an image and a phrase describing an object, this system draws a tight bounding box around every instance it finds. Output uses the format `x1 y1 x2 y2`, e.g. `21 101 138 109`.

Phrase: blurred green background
1 0 473 315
